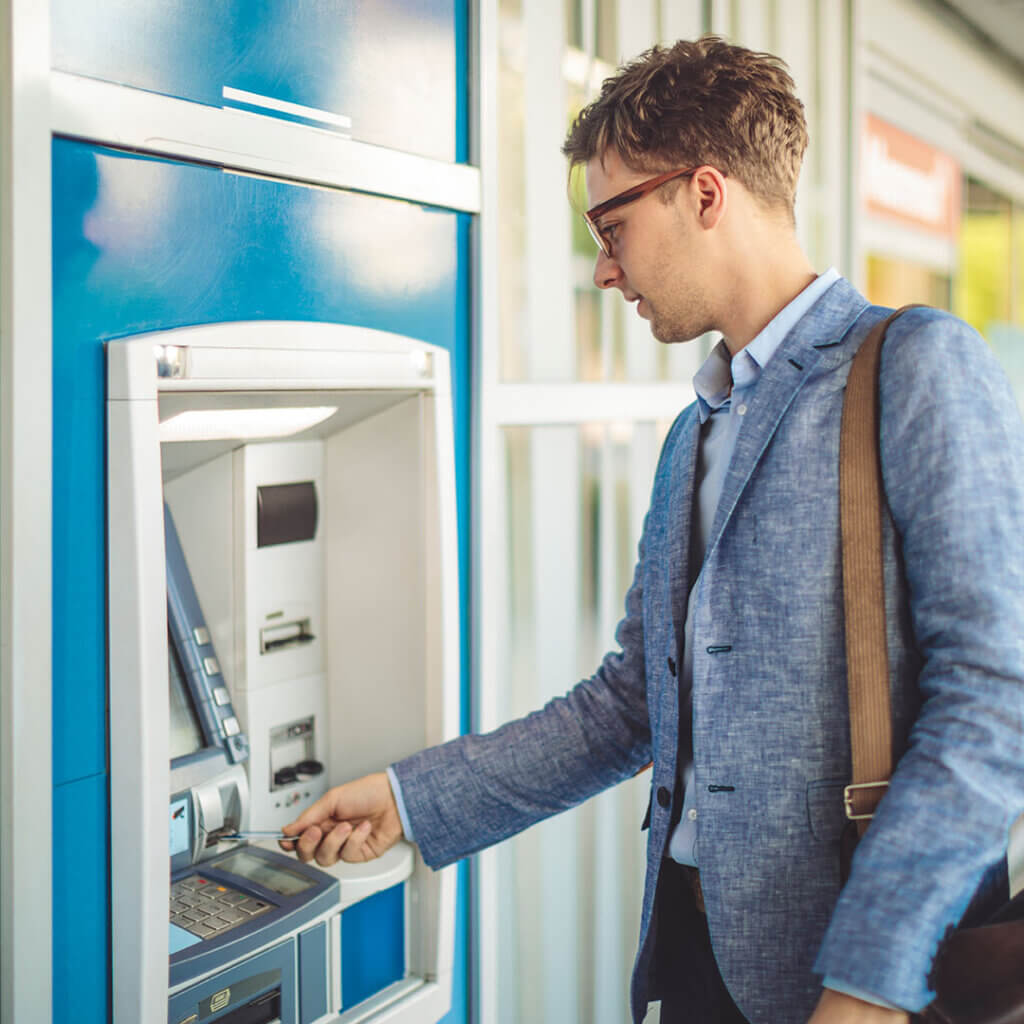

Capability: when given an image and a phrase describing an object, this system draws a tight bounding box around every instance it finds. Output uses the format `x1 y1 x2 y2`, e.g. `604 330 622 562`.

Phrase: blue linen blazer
393 279 1024 1022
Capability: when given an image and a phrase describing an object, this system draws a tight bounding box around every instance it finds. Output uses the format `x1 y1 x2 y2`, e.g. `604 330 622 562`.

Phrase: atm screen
212 849 316 896
169 632 205 761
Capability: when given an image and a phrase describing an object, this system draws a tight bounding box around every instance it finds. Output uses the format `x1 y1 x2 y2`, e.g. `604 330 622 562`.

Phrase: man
283 37 1024 1024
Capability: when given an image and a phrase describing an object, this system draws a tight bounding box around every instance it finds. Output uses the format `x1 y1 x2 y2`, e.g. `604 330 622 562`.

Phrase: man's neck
715 237 819 356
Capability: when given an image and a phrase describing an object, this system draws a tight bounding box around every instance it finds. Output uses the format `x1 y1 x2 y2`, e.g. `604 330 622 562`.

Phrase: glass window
866 254 952 311
956 178 1015 335
955 178 1024 406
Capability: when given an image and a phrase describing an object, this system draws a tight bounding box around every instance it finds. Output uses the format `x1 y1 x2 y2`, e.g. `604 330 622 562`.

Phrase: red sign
862 114 961 237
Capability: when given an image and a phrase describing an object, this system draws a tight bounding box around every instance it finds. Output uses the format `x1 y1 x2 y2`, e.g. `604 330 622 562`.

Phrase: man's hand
808 989 909 1024
279 771 404 867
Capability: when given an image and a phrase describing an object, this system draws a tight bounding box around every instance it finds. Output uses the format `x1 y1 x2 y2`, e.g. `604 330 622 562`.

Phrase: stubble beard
643 248 714 344
647 294 714 345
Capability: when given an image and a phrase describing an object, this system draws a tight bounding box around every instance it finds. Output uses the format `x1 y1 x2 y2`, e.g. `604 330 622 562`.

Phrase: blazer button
667 657 676 676
657 786 671 808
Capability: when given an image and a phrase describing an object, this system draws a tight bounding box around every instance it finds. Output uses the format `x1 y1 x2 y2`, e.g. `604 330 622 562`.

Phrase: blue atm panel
53 137 471 1022
51 0 462 162
342 883 407 1010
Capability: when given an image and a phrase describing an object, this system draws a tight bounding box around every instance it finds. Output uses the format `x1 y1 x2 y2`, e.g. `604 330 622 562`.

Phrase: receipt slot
108 322 460 1023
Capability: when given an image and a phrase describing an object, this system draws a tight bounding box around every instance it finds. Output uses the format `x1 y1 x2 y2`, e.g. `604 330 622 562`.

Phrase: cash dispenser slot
259 617 315 654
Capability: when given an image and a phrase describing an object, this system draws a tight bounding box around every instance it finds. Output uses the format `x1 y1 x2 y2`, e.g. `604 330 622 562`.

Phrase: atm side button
192 627 210 647
213 686 231 707
222 717 241 737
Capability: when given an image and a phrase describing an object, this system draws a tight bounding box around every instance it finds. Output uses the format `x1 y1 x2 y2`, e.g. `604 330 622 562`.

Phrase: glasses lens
584 215 609 256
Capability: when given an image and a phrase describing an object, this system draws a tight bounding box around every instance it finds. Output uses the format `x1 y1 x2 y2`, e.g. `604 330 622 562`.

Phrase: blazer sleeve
814 309 1024 1009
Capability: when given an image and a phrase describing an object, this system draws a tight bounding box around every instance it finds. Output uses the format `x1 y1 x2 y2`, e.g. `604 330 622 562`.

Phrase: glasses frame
584 166 698 257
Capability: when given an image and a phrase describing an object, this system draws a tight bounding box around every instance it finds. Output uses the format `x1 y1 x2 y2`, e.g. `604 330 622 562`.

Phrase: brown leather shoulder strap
839 305 922 836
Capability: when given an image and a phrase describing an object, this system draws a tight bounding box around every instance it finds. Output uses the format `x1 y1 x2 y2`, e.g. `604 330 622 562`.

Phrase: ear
690 166 727 230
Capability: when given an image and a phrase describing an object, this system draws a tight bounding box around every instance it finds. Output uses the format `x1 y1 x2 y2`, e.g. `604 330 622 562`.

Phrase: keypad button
190 922 216 938
239 898 270 915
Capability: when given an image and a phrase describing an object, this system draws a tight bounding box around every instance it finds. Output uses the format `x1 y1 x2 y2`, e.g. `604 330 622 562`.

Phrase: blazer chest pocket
806 779 848 842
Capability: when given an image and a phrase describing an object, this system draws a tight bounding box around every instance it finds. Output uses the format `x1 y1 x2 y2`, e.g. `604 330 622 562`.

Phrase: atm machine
108 322 460 1023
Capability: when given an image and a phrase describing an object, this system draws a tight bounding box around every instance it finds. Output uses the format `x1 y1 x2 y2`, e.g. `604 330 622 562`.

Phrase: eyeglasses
584 167 697 257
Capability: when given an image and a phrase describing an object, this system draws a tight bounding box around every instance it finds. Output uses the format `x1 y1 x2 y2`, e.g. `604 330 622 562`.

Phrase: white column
524 0 573 381
473 0 506 1019
773 0 817 260
0 3 52 1024
612 0 660 396
733 0 771 50
708 0 734 36
815 0 852 270
590 425 625 1023
659 0 704 43
529 425 581 1022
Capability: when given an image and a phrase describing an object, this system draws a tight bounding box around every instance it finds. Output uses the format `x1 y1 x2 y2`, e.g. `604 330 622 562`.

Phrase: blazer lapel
703 280 870 566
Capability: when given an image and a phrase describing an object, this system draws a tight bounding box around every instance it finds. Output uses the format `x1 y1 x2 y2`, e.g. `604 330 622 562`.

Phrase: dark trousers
652 859 750 1024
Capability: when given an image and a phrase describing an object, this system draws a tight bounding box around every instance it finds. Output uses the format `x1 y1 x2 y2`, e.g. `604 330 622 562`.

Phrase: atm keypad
170 874 272 939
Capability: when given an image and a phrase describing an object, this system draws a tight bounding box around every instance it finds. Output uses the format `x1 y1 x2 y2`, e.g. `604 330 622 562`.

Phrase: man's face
584 149 715 344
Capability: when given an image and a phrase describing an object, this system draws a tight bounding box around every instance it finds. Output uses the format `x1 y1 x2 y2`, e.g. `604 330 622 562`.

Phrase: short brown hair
563 36 808 215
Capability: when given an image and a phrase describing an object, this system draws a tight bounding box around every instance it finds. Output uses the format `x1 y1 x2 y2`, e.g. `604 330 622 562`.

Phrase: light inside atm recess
160 407 337 442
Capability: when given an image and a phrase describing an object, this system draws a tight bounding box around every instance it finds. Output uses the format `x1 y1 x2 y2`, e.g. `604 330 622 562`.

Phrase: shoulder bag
839 306 1024 1024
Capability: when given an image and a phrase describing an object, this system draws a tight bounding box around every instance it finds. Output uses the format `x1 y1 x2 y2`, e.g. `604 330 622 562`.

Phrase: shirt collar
694 268 840 422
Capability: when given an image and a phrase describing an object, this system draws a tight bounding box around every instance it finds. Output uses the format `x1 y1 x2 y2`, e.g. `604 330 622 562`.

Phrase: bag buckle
843 781 889 821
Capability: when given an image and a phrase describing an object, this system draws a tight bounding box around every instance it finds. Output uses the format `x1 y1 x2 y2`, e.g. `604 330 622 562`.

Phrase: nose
593 249 624 290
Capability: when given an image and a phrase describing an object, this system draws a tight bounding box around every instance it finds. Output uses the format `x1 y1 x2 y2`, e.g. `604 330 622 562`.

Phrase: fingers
282 815 378 864
279 816 329 855
339 821 374 863
312 820 355 866
289 821 349 865
283 819 376 866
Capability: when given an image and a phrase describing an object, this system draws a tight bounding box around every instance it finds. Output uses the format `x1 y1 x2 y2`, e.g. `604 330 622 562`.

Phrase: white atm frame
107 321 461 1024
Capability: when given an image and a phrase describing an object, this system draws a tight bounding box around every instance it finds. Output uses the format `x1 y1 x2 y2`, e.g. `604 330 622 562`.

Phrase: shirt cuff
824 978 905 1011
385 764 414 842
